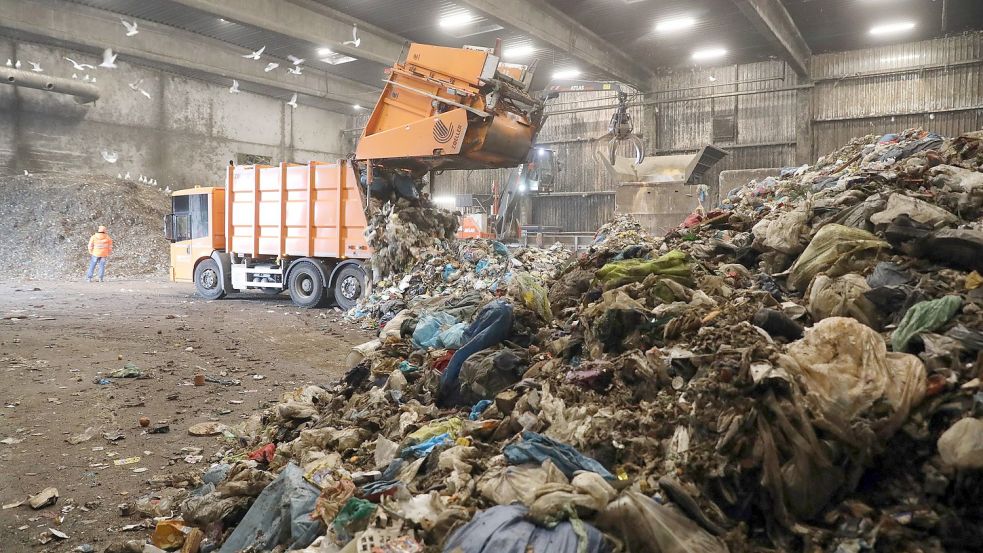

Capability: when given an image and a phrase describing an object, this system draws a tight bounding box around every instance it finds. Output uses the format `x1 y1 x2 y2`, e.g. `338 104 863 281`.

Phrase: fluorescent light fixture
870 21 916 35
692 47 727 61
353 104 362 110
552 68 581 79
439 13 474 28
504 45 535 59
318 48 357 65
433 196 456 206
656 17 695 33
317 47 333 56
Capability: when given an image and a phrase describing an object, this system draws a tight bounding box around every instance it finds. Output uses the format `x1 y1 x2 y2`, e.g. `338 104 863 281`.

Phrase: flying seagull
343 24 360 47
65 57 95 71
128 79 151 99
242 46 265 60
121 19 138 36
28 61 43 72
287 55 305 65
286 93 298 109
229 79 240 94
288 66 303 75
99 48 118 69
264 62 279 72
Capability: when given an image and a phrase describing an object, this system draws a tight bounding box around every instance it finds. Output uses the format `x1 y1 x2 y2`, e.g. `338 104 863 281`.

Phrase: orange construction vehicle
166 42 545 308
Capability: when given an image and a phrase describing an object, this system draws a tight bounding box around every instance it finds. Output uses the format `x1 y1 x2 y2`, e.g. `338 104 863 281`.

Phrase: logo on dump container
433 119 452 143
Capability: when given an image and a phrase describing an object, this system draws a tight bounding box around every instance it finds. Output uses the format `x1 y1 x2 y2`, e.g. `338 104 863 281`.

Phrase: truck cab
165 187 225 284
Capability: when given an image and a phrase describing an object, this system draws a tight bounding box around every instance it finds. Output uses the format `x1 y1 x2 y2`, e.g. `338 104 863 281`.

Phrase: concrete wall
0 37 348 189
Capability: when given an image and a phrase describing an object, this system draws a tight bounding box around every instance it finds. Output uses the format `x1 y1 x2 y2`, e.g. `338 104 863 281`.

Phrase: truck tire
288 262 327 308
333 264 367 311
194 259 226 300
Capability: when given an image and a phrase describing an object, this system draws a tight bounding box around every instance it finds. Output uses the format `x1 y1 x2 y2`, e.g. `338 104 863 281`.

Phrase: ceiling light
655 17 695 33
869 21 916 35
439 13 474 28
552 68 581 80
504 45 535 59
353 104 362 110
317 47 333 56
692 47 727 61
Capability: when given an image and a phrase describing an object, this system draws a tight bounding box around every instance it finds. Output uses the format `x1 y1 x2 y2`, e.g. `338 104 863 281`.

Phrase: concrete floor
0 278 371 552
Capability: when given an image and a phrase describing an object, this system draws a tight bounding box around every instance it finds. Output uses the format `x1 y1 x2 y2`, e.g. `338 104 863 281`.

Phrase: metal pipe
0 67 100 104
545 84 813 116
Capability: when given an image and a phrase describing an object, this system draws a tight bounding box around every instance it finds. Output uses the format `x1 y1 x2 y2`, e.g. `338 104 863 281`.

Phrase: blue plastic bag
439 322 469 349
401 433 452 458
469 399 493 420
504 431 614 480
412 312 459 349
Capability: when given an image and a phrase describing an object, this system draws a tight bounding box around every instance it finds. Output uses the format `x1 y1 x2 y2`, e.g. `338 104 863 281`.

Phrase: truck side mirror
163 214 175 242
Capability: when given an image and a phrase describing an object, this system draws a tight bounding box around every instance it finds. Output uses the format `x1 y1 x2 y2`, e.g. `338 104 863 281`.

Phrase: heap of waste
124 128 983 553
0 172 170 279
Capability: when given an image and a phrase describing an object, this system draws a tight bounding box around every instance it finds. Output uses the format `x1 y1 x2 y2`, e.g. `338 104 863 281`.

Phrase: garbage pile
0 172 170 279
129 129 983 553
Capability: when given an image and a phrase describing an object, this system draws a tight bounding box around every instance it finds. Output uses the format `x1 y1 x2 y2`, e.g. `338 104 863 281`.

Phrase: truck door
168 193 211 282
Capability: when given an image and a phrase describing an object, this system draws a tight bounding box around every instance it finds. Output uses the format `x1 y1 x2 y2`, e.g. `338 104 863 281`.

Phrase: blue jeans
438 300 513 406
86 256 108 281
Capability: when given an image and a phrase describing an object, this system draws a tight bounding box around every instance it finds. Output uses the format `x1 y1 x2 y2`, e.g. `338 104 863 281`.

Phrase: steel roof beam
457 0 652 88
731 0 812 78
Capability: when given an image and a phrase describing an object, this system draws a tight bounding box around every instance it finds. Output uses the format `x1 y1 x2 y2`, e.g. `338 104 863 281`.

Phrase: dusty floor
0 278 371 552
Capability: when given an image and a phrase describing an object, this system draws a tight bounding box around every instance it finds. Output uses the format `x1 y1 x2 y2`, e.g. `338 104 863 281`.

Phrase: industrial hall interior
3 0 983 551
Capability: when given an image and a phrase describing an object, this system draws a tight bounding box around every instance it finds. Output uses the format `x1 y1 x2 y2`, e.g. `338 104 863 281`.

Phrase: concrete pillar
795 83 813 164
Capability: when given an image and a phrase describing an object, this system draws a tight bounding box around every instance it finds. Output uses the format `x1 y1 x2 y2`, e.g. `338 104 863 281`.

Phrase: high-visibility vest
88 232 113 257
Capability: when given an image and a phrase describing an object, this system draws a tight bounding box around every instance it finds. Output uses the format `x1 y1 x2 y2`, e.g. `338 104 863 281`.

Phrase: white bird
264 62 279 72
99 48 118 69
72 73 78 80
139 175 146 184
15 60 21 69
128 78 152 99
121 19 138 37
83 74 91 82
286 93 298 109
101 150 119 163
6 59 12 67
287 55 305 65
91 77 97 83
65 57 94 71
229 79 240 94
343 24 360 47
28 61 43 72
164 186 171 194
242 46 265 60
151 179 158 186
124 172 131 180
288 66 303 75
23 170 29 176
708 75 717 82
117 173 123 179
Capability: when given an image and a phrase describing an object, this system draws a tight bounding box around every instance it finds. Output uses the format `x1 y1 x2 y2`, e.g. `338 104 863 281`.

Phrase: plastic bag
504 431 613 480
476 461 569 506
780 317 926 427
596 492 728 553
412 312 459 349
891 295 963 352
787 224 888 291
331 498 376 543
407 417 463 443
595 250 691 290
438 322 469 350
442 504 608 553
869 193 958 228
752 203 810 255
509 272 552 322
938 418 983 469
806 274 878 327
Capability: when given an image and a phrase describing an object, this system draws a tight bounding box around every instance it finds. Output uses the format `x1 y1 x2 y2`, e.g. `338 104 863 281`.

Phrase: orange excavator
166 41 548 308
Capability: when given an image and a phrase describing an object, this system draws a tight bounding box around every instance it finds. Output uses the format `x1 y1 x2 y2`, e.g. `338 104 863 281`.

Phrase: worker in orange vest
86 225 114 282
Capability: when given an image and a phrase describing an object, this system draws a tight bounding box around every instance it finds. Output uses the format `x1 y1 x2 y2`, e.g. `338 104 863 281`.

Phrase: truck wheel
288 262 327 308
333 264 367 311
194 259 226 300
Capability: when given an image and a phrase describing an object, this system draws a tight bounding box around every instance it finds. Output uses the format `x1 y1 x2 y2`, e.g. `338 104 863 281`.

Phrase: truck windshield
171 193 209 242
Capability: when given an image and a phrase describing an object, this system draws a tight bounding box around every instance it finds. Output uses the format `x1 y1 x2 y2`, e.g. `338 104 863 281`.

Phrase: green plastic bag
331 497 375 541
892 295 963 352
595 250 691 290
787 224 888 291
510 272 552 322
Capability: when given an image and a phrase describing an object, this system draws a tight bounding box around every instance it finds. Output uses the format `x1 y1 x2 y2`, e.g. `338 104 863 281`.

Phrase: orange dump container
225 160 370 261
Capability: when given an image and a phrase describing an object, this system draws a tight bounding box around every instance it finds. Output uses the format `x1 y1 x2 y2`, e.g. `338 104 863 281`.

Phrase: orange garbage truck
166 41 545 308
